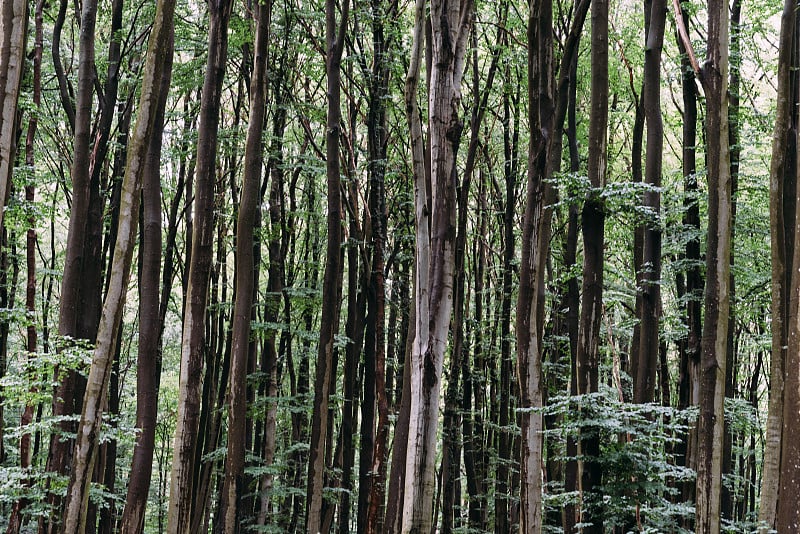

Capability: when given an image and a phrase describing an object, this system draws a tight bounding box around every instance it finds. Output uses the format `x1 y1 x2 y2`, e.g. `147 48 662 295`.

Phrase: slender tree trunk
675 4 703 514
516 0 554 528
167 1 233 531
119 23 175 534
634 0 666 405
760 0 797 527
44 0 98 523
363 2 396 526
384 286 414 534
5 2 39 531
0 0 26 231
219 1 270 531
305 0 349 530
402 0 472 530
60 0 175 529
575 0 608 530
694 0 732 527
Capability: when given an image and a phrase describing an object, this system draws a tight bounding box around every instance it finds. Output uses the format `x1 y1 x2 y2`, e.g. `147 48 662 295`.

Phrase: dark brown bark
761 0 799 526
167 1 233 531
219 1 270 531
575 0 608 529
44 0 98 526
694 0 733 525
384 285 414 534
634 0 666 405
119 23 174 534
306 0 349 530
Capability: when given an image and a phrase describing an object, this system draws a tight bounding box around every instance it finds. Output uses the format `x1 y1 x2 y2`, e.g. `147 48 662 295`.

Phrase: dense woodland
2 0 800 531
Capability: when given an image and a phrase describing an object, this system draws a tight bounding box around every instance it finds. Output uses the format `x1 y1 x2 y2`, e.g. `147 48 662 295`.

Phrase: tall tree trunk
760 0 797 527
119 23 175 534
167 1 233 531
516 0 554 528
364 1 396 527
0 0 25 231
305 0 349 530
220 1 270 531
576 0 608 530
693 0 732 526
44 0 99 523
675 2 703 515
401 0 472 529
60 0 175 528
6 1 40 530
384 285 414 534
634 0 666 405
721 0 742 519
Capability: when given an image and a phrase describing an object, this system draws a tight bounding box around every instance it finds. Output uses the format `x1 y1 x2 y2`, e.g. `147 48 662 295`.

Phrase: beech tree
402 0 473 530
167 1 233 531
0 0 26 230
0 0 798 532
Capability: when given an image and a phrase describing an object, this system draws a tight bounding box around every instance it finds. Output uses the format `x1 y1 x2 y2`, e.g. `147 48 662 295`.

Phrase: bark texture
167 1 233 531
694 0 732 528
760 0 798 527
516 0 554 529
220 1 270 531
401 0 473 530
60 0 176 529
0 0 26 230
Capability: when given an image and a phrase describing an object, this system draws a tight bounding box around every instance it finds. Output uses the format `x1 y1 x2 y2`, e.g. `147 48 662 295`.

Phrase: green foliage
542 389 696 532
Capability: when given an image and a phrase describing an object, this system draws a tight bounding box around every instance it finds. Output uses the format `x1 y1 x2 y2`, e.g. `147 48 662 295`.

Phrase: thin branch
672 0 702 80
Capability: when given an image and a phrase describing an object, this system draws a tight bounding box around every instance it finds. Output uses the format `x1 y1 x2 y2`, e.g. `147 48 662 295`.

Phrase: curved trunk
60 0 176 529
119 24 174 534
219 2 270 531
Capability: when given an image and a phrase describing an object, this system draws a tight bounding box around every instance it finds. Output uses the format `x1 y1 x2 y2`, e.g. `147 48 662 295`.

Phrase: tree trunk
516 0 554 528
575 0 608 529
44 0 98 522
0 0 26 231
401 0 472 530
167 1 233 531
60 0 175 528
694 0 732 527
305 0 350 530
760 0 797 527
119 22 175 534
363 2 395 525
634 0 666 405
219 1 270 531
5 1 39 530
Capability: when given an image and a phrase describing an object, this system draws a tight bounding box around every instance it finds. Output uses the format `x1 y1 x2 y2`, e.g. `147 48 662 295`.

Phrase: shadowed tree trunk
43 0 99 528
516 0 554 528
691 0 733 526
60 0 176 529
305 0 349 529
167 1 233 531
633 0 666 405
219 1 270 531
760 0 798 527
118 23 174 534
575 0 608 529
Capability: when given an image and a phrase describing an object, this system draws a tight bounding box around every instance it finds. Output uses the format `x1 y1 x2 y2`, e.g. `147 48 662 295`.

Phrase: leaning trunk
60 0 175 529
